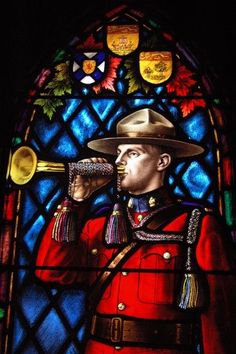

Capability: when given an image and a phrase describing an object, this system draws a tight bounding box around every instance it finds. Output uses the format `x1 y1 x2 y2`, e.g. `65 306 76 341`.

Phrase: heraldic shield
72 52 106 85
139 51 173 84
107 24 139 56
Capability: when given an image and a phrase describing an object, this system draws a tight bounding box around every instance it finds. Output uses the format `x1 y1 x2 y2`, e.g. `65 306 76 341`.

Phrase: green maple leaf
45 61 72 96
34 98 64 120
46 80 72 96
124 59 150 95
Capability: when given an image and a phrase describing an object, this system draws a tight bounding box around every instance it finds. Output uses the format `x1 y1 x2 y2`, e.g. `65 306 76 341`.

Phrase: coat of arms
72 52 106 84
139 51 172 84
107 25 139 56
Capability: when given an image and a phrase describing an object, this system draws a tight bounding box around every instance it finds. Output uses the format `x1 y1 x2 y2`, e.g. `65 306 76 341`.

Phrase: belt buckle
111 317 123 342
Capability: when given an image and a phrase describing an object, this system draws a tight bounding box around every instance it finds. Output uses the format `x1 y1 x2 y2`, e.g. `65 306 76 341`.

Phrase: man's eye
128 151 139 158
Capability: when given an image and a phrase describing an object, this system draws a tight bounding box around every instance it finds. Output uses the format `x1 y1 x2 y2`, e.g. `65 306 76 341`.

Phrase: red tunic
35 202 236 354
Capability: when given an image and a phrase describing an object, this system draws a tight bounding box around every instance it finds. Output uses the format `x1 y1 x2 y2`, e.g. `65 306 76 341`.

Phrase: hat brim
87 137 204 158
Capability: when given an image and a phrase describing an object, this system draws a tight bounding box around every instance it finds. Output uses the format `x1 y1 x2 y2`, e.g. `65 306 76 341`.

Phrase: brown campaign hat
87 108 204 157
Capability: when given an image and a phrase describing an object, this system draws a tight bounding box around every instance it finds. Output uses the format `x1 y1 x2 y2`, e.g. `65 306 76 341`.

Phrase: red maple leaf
93 56 122 93
76 34 103 50
166 62 196 96
180 92 206 117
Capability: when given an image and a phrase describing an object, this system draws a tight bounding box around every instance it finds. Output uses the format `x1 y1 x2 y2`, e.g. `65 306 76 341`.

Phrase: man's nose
115 153 126 165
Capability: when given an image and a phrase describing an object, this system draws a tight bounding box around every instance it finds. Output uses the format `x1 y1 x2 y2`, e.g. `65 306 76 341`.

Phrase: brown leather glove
68 157 113 201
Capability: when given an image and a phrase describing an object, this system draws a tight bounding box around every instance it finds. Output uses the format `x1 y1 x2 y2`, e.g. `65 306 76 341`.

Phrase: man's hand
69 157 113 202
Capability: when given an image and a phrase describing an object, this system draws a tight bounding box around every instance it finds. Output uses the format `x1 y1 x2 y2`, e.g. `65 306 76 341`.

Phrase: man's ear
156 153 172 172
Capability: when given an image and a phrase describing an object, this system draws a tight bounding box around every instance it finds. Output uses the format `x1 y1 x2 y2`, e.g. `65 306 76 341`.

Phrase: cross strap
88 203 187 312
88 241 140 311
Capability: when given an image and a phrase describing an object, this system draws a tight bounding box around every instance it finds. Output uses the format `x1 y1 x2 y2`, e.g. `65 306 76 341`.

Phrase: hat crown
117 108 175 138
87 108 204 157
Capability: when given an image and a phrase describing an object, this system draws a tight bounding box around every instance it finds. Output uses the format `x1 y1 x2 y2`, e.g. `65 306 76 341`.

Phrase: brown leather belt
90 314 195 347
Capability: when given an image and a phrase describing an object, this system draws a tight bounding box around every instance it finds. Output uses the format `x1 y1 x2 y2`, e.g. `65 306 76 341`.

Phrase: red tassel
105 202 128 244
52 197 77 242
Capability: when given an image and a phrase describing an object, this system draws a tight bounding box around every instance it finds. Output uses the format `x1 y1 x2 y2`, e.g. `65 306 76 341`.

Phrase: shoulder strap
145 203 187 231
177 207 208 310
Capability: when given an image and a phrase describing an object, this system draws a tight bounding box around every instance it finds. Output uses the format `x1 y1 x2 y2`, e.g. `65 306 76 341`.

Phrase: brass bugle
9 145 125 186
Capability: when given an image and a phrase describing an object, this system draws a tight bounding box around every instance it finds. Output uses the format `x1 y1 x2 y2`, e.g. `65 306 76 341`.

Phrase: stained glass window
0 3 235 354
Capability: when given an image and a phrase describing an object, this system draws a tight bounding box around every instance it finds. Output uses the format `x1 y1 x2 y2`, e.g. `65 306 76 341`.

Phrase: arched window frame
0 2 235 353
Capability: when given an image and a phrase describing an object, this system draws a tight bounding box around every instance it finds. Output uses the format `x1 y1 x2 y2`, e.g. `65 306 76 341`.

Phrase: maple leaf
180 93 206 117
93 56 122 94
76 34 103 50
166 62 196 96
45 61 72 96
54 61 71 81
34 98 64 120
124 58 150 94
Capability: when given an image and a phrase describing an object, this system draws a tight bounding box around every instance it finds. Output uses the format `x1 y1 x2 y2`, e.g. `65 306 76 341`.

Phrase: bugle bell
9 145 124 186
9 146 65 185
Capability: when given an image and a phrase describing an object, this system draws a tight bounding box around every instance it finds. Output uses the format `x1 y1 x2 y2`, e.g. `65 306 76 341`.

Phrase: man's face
115 144 164 195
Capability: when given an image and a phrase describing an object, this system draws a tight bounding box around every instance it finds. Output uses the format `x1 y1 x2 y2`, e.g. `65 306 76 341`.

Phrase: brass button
54 212 58 217
121 271 128 276
163 251 171 260
115 346 122 350
117 303 126 311
137 214 143 222
91 248 98 255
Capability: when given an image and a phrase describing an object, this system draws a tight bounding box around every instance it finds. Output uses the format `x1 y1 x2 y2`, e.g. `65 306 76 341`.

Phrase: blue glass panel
127 98 155 108
45 189 63 212
97 131 105 137
180 111 209 142
20 284 50 326
32 177 63 207
168 175 174 185
12 315 26 351
208 192 214 204
16 266 28 285
59 289 86 327
35 178 59 203
77 321 87 342
107 106 127 131
33 116 61 146
90 193 112 213
30 139 41 153
50 288 58 295
182 161 210 199
117 80 126 94
23 215 46 252
118 67 125 78
154 86 164 95
91 99 117 121
166 104 180 121
71 107 99 145
36 309 68 352
22 193 38 227
82 87 90 95
65 344 81 354
52 133 79 158
173 186 185 197
62 99 82 122
174 162 186 174
204 142 214 167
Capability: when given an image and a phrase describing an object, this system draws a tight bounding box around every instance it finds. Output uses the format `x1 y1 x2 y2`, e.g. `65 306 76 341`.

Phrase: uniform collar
126 187 175 213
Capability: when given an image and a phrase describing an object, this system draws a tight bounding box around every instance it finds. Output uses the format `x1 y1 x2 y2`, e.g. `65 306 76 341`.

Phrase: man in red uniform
35 108 236 353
